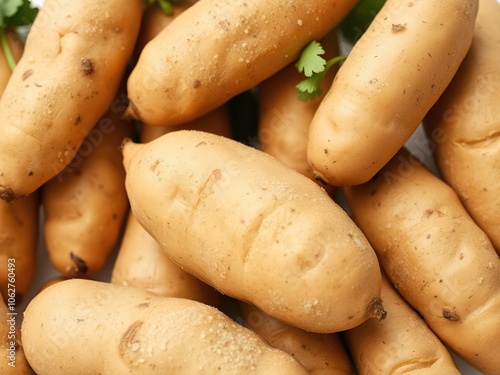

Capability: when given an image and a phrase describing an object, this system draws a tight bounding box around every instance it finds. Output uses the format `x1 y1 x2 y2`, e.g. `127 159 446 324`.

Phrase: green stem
0 28 17 72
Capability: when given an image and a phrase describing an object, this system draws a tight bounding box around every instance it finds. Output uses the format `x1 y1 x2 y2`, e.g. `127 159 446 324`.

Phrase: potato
0 293 31 374
239 302 353 374
42 97 131 277
21 279 308 374
423 0 500 255
307 0 479 186
0 0 142 202
126 0 358 126
343 275 460 375
122 130 385 333
344 147 500 374
257 30 339 194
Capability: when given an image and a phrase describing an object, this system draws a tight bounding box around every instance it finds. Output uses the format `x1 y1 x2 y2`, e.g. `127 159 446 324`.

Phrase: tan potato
239 302 353 375
343 275 461 375
344 147 500 374
0 0 142 202
307 0 479 186
257 30 339 194
42 97 131 277
122 130 385 333
0 294 32 374
126 0 358 126
423 0 500 255
21 279 308 374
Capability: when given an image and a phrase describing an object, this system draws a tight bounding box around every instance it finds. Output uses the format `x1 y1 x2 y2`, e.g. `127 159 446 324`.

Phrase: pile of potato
1 0 499 374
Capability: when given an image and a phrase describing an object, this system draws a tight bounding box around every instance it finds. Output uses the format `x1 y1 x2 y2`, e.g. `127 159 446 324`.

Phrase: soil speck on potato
81 58 95 75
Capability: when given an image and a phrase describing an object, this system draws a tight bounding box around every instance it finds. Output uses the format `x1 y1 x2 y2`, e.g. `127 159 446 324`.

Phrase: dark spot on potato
135 303 150 309
195 141 207 147
27 170 33 176
442 306 460 322
150 160 160 171
424 209 434 217
22 69 33 80
323 149 328 154
193 80 201 88
69 252 89 276
75 115 82 125
119 320 144 360
0 185 15 203
370 189 377 196
81 58 95 75
392 24 406 32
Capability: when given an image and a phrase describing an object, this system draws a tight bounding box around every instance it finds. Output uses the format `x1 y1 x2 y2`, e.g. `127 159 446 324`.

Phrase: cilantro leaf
0 0 23 26
5 0 39 27
295 41 326 78
296 54 348 102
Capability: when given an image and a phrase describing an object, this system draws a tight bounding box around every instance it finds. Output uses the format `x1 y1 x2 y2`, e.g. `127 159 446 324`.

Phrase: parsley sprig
0 0 38 71
295 41 347 101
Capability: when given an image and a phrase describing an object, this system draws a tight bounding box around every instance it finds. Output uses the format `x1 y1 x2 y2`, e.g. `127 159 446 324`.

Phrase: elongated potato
307 0 479 186
344 147 500 374
257 31 339 194
0 0 142 202
122 130 385 333
126 0 357 126
239 302 353 375
0 295 31 374
22 279 308 374
343 275 460 375
42 99 131 277
423 0 500 255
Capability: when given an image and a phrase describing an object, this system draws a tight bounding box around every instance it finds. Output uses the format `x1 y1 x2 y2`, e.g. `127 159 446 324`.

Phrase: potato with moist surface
344 148 500 374
239 302 353 374
307 0 478 186
343 275 460 375
126 0 357 126
423 0 500 255
0 0 142 202
21 279 308 375
122 130 385 333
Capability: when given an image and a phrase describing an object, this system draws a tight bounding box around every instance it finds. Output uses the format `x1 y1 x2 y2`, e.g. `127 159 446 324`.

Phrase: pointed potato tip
121 138 142 172
366 297 387 321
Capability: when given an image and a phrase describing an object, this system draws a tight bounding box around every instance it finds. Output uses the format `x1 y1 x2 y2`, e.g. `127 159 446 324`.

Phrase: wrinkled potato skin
307 0 479 186
344 148 500 374
0 0 142 202
22 279 308 375
123 130 384 333
258 31 338 194
423 0 500 254
343 275 460 375
126 0 357 126
42 102 131 277
0 297 31 374
239 302 353 375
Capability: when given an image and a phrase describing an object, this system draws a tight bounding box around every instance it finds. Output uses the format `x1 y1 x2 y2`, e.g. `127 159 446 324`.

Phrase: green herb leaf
295 41 326 78
0 0 23 26
296 54 348 101
158 0 174 15
4 0 39 27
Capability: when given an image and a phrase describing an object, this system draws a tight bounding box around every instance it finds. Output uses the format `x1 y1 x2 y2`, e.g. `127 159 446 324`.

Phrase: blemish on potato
391 24 406 33
193 80 201 88
195 141 207 147
22 69 33 80
119 320 144 360
74 115 82 125
0 185 15 203
81 58 95 75
136 303 150 309
442 306 460 322
69 252 89 276
150 160 160 172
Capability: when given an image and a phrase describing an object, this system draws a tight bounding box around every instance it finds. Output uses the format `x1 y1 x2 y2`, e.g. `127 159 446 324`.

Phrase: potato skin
344 148 500 374
239 302 353 375
126 0 357 126
0 0 142 202
42 100 131 277
343 275 460 375
21 279 308 375
123 130 384 333
423 0 500 254
307 0 479 186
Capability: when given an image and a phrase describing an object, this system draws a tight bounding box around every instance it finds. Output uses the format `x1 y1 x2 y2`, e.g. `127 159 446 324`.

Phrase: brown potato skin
423 0 500 255
257 31 339 194
239 302 353 375
22 279 308 375
0 296 31 374
307 0 479 186
126 0 357 126
344 148 500 374
122 130 384 333
42 100 131 277
0 0 142 202
343 275 460 375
